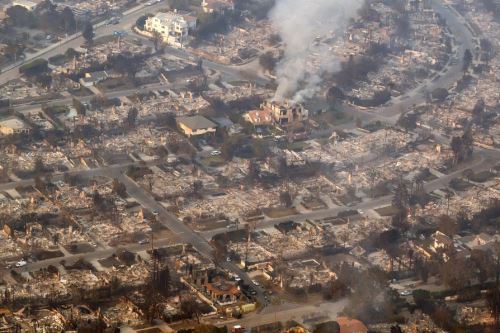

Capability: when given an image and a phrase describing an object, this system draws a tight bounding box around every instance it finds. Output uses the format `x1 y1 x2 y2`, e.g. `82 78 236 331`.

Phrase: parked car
399 290 412 296
15 260 27 267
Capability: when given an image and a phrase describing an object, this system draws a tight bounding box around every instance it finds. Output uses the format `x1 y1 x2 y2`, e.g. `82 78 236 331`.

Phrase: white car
15 260 27 267
210 150 222 156
252 280 260 286
399 290 412 296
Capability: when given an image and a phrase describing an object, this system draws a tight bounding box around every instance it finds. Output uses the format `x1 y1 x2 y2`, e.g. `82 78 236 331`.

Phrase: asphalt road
117 174 269 303
339 0 476 124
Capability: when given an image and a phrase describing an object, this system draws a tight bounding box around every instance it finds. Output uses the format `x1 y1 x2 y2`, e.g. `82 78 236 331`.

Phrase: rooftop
0 117 29 130
176 115 217 130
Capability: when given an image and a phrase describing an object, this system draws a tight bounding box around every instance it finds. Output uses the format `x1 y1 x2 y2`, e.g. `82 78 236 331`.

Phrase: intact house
0 116 31 136
10 0 41 11
176 115 217 137
145 12 195 48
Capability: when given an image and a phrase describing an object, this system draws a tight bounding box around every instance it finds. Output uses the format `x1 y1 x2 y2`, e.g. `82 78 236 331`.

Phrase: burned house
261 100 309 129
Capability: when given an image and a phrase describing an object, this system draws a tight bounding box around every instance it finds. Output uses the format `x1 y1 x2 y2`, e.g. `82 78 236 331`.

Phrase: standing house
176 115 217 137
145 12 193 48
11 0 41 11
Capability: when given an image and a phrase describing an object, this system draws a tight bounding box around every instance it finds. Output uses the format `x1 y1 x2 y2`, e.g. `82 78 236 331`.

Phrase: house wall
178 123 216 137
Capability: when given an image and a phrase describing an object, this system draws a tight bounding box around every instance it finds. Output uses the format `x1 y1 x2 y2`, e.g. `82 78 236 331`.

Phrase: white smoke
269 0 363 102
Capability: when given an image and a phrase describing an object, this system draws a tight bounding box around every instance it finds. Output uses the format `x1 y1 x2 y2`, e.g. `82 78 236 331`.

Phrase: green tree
126 107 139 127
259 51 276 73
6 5 35 28
462 49 473 72
392 180 409 212
136 14 150 30
82 22 94 45
313 321 340 333
472 99 485 125
431 87 449 102
221 134 245 160
62 7 76 34
19 59 49 77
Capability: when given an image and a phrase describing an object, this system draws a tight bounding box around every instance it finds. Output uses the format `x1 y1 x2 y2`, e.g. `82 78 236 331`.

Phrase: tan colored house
145 12 192 47
176 115 217 137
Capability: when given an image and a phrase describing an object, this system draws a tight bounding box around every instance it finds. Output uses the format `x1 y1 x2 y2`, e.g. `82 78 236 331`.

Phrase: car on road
113 30 127 37
251 280 260 286
210 150 222 156
399 290 412 296
234 276 241 282
138 239 149 245
15 260 27 267
152 210 159 216
107 18 120 25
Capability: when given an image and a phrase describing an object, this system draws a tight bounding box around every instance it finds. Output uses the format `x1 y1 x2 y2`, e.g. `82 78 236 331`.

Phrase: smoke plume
269 0 362 102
